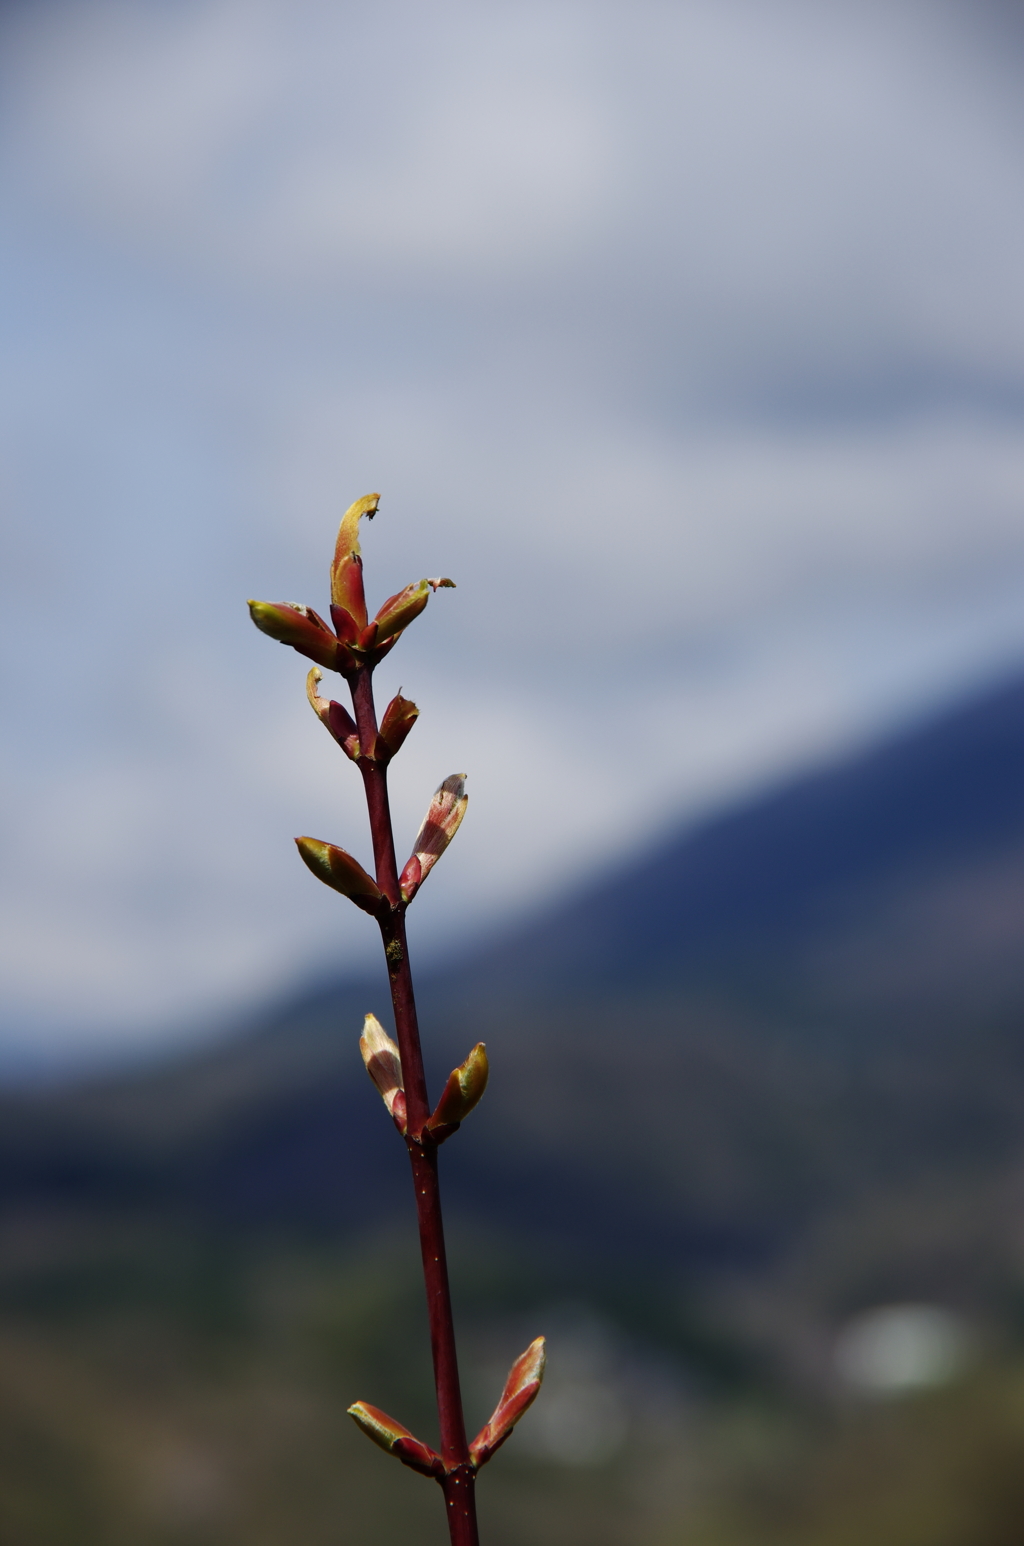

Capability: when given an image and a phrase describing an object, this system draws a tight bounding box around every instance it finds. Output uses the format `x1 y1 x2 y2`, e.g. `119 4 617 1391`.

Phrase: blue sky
2 0 1023 1067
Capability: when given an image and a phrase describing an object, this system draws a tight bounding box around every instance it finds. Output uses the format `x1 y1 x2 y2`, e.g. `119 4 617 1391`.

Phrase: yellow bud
426 1043 489 1136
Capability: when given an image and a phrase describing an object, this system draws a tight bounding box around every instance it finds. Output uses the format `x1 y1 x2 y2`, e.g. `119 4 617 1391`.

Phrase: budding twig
249 493 544 1546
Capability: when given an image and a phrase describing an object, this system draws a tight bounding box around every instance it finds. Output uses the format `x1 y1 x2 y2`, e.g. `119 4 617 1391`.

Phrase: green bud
295 837 384 915
426 1043 488 1137
248 599 347 673
372 576 455 646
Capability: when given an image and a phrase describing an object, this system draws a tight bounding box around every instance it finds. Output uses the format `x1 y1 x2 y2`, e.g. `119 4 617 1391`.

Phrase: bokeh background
2 2 1024 1542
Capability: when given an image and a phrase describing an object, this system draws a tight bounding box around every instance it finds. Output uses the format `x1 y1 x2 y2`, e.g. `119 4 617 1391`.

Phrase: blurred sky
2 0 1023 1068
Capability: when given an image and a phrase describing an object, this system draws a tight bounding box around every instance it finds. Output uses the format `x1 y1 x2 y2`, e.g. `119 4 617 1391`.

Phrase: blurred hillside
2 669 1024 1543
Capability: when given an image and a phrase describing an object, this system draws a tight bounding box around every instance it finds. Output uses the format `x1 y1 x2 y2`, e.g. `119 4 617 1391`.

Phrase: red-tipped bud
347 1402 443 1478
248 600 349 673
330 493 379 628
295 837 384 916
359 1013 407 1132
399 775 468 903
425 1043 488 1139
306 668 361 760
373 576 455 645
470 1337 546 1468
377 692 419 760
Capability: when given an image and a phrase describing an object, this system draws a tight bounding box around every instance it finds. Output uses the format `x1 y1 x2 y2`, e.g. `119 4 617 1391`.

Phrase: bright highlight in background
834 1305 974 1397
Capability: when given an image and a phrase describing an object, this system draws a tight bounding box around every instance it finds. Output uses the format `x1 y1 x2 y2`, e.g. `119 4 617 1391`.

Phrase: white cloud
3 0 614 281
1 0 1023 1061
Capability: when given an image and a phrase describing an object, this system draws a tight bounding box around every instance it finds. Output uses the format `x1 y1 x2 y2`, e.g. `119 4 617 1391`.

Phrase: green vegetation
0 1215 1023 1545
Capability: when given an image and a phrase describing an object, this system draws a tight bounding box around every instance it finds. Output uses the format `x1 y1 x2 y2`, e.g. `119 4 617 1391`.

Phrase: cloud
1 0 1023 1059
2 0 614 280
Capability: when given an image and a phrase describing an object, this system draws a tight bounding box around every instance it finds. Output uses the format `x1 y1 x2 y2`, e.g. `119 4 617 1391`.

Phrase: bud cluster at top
248 493 454 677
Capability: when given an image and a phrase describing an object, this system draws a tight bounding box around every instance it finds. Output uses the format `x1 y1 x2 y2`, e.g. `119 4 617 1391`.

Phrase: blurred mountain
472 662 1024 1003
3 669 1024 1546
4 667 1024 1345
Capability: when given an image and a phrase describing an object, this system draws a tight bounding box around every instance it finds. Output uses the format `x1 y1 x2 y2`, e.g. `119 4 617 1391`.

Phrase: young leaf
359 1013 407 1132
248 600 348 673
470 1337 546 1468
425 1043 488 1138
347 1401 443 1478
377 691 419 759
295 837 384 915
399 775 468 902
330 492 379 626
306 668 361 759
372 576 455 645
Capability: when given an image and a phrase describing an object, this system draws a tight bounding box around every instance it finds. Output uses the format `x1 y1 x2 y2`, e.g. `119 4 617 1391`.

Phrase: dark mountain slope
3 667 1024 1313
455 669 1024 1001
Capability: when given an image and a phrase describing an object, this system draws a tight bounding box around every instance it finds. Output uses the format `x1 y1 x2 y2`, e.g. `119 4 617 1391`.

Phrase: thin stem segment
349 665 479 1546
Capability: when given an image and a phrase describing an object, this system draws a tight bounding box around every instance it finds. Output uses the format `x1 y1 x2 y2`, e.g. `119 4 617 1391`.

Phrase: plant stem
349 666 479 1546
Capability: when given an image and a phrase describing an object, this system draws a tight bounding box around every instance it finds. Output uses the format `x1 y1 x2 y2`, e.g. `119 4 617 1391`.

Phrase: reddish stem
349 666 479 1546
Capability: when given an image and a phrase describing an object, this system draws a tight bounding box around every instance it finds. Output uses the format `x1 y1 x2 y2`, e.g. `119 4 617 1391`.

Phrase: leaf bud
399 775 468 903
248 600 349 673
425 1043 488 1139
347 1401 443 1478
330 492 379 627
372 575 455 646
329 603 361 646
359 1013 407 1132
295 837 384 916
377 692 419 760
306 668 361 759
470 1337 546 1469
